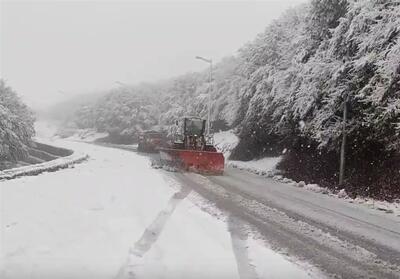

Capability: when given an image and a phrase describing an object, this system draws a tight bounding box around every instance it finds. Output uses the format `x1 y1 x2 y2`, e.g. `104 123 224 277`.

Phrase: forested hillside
232 0 400 199
71 55 245 141
233 0 400 159
0 80 35 161
67 0 400 199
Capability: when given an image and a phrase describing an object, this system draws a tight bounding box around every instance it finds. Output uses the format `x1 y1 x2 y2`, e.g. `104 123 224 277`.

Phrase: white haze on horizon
0 0 306 109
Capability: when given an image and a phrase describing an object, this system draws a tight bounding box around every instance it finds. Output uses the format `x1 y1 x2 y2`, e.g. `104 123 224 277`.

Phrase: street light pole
195 56 213 136
339 93 348 186
207 61 213 136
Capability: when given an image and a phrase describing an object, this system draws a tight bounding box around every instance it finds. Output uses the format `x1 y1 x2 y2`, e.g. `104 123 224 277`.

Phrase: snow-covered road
87 141 400 278
1 140 317 279
176 170 400 278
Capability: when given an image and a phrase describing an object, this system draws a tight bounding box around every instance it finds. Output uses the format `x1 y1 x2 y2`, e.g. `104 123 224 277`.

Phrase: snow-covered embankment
0 140 88 181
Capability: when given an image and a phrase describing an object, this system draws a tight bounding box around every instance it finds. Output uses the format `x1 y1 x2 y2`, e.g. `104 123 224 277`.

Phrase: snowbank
213 130 239 158
288 182 399 216
213 130 283 177
0 124 89 180
0 151 88 181
229 157 282 176
351 197 400 216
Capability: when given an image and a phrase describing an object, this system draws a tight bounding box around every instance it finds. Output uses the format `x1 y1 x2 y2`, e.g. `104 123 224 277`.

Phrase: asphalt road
173 168 400 279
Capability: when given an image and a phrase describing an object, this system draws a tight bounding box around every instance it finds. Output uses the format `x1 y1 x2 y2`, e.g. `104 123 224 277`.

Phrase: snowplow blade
159 148 224 175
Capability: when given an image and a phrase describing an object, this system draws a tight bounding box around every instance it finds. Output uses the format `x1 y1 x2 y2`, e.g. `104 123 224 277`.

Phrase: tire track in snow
227 214 259 279
99 142 259 278
101 143 303 279
114 186 191 279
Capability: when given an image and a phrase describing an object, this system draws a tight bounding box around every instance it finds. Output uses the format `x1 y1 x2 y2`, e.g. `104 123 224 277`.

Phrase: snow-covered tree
0 80 35 161
72 56 246 141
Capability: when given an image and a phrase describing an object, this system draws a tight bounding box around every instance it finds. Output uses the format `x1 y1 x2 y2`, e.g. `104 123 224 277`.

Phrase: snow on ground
0 138 316 279
350 196 400 217
0 151 87 180
213 130 239 158
213 129 282 176
229 157 282 175
65 129 108 142
248 237 320 279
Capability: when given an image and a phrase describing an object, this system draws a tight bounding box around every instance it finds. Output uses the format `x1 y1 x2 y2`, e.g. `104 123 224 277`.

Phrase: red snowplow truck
159 117 224 175
137 131 165 153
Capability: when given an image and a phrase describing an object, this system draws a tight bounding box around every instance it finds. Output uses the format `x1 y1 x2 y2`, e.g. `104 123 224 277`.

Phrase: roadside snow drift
229 157 281 174
213 130 239 159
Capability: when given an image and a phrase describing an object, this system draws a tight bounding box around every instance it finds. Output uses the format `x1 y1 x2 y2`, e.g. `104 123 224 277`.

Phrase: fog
1 0 306 109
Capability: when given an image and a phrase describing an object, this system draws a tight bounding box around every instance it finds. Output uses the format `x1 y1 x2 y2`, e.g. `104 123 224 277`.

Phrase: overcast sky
1 0 306 109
